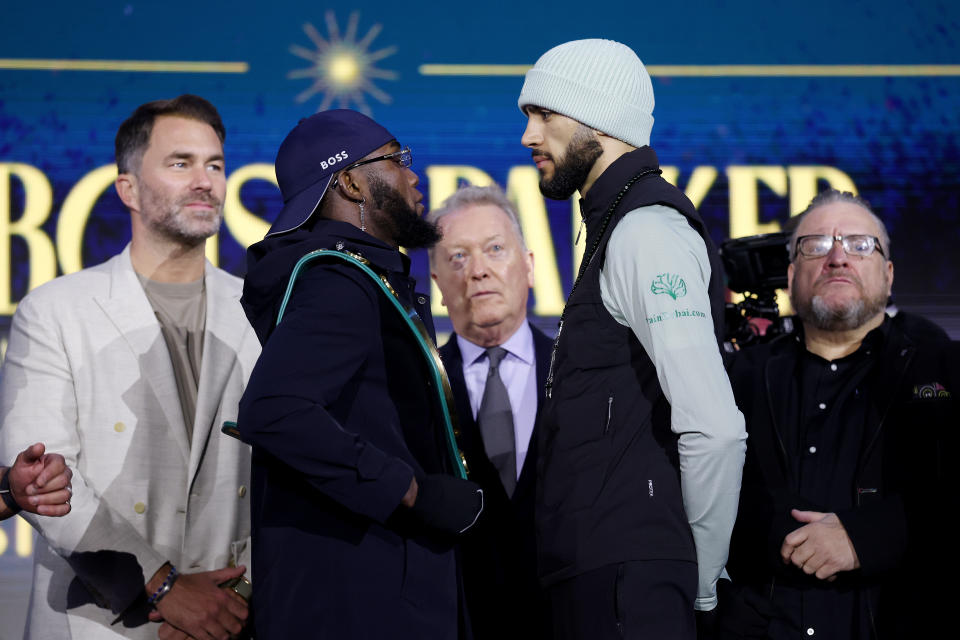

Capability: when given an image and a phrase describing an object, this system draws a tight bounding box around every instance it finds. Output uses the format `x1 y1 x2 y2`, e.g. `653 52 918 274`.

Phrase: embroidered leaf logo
650 273 687 299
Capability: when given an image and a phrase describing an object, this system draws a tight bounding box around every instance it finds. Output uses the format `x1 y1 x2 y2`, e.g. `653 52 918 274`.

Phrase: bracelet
147 565 179 607
0 469 22 515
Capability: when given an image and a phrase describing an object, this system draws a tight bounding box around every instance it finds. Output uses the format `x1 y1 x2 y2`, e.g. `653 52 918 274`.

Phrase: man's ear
786 262 795 298
115 173 138 211
335 169 365 203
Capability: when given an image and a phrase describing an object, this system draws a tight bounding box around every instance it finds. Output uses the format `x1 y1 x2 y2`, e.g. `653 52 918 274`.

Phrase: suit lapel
440 335 480 451
514 324 552 502
441 335 506 495
187 265 246 487
442 326 550 504
532 324 552 405
94 246 190 466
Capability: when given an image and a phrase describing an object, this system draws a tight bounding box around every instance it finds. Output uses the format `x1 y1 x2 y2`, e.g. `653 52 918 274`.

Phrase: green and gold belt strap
270 247 469 479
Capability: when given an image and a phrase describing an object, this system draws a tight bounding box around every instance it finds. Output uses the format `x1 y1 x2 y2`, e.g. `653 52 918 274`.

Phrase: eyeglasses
340 147 412 172
795 234 886 258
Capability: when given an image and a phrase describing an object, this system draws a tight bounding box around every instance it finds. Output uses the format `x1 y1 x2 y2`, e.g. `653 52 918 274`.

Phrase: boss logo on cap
320 150 349 170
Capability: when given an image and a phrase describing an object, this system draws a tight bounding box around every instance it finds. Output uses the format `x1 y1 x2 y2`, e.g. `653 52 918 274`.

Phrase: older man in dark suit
429 185 552 640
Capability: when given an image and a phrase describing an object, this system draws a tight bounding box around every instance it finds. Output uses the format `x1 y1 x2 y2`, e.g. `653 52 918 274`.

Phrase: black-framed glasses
340 146 412 172
795 234 886 258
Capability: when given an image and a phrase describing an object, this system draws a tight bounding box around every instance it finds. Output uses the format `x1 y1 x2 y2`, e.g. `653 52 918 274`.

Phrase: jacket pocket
401 538 456 610
541 390 614 511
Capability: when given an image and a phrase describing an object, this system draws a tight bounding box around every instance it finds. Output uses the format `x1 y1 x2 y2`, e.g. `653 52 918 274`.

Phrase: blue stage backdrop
1 0 958 629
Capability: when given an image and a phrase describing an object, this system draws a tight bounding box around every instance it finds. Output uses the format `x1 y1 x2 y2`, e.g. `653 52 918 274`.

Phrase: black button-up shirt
778 321 889 639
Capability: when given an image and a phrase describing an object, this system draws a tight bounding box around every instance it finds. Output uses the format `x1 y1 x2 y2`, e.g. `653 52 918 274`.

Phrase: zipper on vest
604 395 613 433
542 170 658 401
545 320 562 399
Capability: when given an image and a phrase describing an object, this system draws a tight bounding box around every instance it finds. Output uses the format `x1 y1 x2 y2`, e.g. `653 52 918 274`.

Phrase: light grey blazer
0 246 260 639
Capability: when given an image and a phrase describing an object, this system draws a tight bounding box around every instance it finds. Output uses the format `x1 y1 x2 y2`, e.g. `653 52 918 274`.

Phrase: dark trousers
547 560 697 640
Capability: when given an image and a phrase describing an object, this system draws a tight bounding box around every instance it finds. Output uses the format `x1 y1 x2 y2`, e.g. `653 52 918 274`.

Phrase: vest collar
580 146 660 222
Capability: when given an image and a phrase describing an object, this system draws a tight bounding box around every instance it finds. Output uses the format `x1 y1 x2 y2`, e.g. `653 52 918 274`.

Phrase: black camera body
719 231 794 348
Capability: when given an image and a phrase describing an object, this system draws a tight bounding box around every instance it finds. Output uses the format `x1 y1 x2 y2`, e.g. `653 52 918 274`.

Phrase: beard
538 125 603 200
791 271 889 332
368 175 441 249
139 181 222 246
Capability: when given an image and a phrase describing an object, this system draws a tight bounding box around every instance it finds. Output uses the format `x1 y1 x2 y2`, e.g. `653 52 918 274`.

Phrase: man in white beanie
518 39 746 639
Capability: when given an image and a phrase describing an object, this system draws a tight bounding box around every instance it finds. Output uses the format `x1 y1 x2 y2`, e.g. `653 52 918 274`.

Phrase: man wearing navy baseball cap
236 109 483 638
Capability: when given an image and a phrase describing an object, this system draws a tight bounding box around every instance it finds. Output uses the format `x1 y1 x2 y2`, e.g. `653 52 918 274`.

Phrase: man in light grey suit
0 95 260 640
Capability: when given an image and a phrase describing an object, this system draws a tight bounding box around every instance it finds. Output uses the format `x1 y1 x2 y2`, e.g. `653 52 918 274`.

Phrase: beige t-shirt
138 274 206 442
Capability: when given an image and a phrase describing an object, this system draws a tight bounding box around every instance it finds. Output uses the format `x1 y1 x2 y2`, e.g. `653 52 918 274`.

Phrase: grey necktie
478 346 517 496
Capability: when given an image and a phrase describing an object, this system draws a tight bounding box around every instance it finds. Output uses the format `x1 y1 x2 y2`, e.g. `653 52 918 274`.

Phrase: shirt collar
457 322 535 366
796 314 891 363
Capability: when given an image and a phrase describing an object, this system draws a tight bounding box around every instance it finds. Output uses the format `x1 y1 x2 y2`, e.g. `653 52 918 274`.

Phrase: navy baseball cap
267 109 396 237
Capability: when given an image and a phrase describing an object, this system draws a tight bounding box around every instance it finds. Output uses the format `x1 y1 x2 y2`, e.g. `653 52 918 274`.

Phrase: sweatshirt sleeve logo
650 273 687 300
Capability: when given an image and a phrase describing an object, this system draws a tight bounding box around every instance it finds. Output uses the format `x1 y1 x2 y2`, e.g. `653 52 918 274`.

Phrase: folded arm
237 265 416 523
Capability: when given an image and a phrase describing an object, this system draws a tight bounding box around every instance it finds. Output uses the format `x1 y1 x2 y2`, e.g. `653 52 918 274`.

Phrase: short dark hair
115 94 225 174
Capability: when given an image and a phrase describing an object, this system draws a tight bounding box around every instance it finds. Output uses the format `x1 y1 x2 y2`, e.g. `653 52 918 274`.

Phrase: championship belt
223 246 469 480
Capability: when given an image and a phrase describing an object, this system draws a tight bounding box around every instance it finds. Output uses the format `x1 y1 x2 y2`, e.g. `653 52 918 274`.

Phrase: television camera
719 230 795 349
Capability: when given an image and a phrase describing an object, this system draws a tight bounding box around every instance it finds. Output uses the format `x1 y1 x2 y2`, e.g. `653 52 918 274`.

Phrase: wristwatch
221 576 252 602
0 469 22 515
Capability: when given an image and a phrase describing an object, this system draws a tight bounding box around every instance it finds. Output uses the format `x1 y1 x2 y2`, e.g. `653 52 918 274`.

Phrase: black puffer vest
536 147 725 585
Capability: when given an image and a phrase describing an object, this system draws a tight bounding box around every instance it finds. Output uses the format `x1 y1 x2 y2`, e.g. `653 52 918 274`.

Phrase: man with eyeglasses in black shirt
718 189 958 639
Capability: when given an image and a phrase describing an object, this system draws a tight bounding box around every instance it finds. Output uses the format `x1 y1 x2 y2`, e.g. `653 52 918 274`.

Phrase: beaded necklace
544 168 661 398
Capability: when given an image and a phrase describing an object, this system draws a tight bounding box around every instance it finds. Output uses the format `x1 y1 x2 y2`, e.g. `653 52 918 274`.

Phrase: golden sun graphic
288 11 398 115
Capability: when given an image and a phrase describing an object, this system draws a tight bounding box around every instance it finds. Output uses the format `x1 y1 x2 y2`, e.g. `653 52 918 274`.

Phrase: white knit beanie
518 39 655 148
